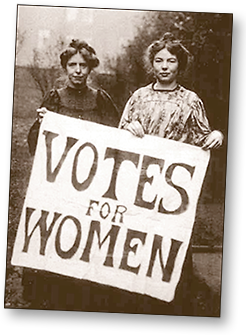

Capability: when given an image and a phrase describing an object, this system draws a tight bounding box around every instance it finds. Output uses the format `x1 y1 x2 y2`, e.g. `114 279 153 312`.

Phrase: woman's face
152 48 179 87
66 52 90 88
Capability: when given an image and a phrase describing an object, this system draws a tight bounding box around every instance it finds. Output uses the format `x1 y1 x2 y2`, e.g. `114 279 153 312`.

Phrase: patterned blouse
119 83 211 146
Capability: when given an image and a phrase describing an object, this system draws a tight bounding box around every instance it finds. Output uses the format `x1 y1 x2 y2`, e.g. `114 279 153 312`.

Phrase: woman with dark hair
119 32 223 149
24 39 120 310
119 33 223 315
28 39 119 155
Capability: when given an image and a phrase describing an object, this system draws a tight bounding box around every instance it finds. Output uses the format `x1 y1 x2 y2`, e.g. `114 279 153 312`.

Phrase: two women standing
25 33 223 314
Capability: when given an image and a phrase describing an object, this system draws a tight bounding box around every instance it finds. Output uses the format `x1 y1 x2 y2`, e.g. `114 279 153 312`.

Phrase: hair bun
69 39 96 55
60 39 99 70
70 39 88 50
161 32 176 42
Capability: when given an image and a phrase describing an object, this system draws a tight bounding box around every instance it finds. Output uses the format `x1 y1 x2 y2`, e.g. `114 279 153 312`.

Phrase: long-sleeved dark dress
24 84 124 312
28 84 119 155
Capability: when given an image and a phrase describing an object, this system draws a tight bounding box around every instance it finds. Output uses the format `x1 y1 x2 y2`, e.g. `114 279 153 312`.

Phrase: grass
4 66 225 315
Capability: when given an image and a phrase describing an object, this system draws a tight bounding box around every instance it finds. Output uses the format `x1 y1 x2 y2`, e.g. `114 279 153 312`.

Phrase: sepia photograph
4 3 233 319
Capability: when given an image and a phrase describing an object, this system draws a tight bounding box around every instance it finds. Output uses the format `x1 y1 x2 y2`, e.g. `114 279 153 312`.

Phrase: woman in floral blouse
119 32 223 149
119 32 223 315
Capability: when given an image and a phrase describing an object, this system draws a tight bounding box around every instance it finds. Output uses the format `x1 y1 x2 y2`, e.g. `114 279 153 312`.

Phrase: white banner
12 111 210 302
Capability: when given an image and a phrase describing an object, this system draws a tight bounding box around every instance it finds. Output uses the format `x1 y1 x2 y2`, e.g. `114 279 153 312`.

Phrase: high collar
66 81 88 94
152 82 180 92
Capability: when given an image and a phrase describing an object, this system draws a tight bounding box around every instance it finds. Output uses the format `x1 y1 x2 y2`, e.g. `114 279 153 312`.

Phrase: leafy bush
27 35 66 97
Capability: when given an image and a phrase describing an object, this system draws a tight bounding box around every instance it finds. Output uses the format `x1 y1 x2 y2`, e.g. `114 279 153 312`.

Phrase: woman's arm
119 93 145 137
202 130 224 150
27 89 60 155
187 97 223 149
118 97 133 130
97 89 120 127
41 89 60 112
